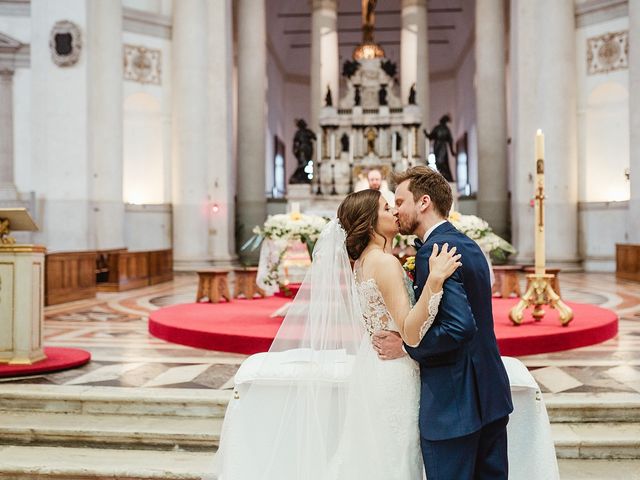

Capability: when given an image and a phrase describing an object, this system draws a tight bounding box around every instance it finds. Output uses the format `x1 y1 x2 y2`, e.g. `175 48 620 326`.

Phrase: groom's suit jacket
405 221 513 441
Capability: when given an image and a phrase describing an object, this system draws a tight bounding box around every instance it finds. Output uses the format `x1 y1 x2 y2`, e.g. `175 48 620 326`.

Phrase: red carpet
149 297 618 357
0 347 91 378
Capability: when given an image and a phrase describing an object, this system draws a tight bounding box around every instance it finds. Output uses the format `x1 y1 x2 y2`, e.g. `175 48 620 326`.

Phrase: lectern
0 208 46 364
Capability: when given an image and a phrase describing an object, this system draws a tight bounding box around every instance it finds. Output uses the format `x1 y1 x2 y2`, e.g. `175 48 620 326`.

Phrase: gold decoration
509 130 573 326
0 218 15 245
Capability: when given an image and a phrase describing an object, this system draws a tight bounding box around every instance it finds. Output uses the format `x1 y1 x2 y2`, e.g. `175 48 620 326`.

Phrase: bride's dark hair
337 189 384 261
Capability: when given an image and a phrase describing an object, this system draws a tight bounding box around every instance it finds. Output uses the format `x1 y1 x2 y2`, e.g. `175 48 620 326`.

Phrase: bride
212 189 460 480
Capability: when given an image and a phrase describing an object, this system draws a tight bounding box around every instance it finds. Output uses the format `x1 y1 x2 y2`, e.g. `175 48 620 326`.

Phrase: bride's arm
375 244 460 347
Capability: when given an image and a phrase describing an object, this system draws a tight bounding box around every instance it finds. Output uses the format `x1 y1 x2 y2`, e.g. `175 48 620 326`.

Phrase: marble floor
1 272 639 395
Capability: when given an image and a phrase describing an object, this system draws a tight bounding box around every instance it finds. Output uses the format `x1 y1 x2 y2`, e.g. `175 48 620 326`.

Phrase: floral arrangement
253 213 328 291
394 211 516 266
447 211 516 264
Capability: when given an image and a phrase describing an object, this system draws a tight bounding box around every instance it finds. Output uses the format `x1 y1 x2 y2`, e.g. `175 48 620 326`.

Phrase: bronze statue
378 84 388 106
290 119 316 184
424 114 456 182
362 0 377 42
325 85 333 107
408 83 416 105
366 128 377 155
340 132 350 154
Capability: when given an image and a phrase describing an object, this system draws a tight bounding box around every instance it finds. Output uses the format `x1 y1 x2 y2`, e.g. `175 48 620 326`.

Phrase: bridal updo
337 189 382 261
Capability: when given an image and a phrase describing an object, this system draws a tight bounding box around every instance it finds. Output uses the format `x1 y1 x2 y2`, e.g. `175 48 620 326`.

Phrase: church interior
0 0 639 478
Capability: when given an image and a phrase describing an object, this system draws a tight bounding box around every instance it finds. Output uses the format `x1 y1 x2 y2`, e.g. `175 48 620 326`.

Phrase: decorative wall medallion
123 45 161 85
49 20 82 67
587 30 628 75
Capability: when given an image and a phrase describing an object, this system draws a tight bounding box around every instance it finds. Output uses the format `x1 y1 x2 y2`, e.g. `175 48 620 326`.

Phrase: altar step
0 385 229 451
0 446 638 480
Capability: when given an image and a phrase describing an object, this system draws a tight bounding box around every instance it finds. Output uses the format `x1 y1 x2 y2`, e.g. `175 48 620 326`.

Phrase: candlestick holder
509 274 573 326
509 131 573 326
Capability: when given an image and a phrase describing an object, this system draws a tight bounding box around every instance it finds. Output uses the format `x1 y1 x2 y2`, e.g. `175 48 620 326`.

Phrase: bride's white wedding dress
325 267 440 480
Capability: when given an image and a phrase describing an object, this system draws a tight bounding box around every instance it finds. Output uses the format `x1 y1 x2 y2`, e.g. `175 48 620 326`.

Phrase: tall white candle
349 133 354 163
330 132 336 163
391 132 397 163
534 129 545 275
408 129 414 166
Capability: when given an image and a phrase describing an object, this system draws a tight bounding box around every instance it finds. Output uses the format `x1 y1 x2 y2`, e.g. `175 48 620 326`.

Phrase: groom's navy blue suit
405 221 513 480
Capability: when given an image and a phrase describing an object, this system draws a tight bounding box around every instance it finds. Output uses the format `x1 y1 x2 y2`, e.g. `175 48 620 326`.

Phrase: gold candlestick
509 130 574 326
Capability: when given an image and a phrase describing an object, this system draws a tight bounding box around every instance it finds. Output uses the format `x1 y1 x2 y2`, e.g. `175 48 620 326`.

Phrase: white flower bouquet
448 211 516 263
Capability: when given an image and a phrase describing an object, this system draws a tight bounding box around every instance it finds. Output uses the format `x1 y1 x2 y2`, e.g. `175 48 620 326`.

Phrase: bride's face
375 196 399 238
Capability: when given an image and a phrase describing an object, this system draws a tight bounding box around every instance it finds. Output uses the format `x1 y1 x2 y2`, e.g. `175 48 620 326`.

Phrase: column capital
0 67 14 79
310 0 337 11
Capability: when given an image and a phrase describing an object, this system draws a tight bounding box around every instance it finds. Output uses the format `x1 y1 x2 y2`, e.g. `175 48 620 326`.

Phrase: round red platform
0 347 91 378
149 297 618 357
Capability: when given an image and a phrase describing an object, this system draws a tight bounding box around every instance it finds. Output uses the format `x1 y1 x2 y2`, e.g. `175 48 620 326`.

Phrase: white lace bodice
354 267 443 347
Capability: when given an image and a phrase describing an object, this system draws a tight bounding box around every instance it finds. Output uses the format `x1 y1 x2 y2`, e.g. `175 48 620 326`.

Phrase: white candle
291 201 300 214
408 130 413 166
534 129 545 275
391 132 397 163
330 132 336 164
349 133 354 163
425 137 429 161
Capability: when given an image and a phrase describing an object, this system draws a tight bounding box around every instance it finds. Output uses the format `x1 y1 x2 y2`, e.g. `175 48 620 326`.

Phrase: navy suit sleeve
406 265 478 361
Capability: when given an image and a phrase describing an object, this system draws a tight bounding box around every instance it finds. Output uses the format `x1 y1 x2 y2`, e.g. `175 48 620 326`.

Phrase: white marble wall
124 204 172 250
454 45 478 194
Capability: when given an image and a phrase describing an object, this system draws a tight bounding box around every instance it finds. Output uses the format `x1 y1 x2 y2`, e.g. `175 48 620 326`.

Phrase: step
558 459 640 479
545 392 640 423
0 385 232 419
0 445 213 480
552 422 640 459
0 411 222 451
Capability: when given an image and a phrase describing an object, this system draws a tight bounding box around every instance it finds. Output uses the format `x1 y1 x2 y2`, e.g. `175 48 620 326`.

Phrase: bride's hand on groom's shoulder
372 330 405 360
428 243 462 284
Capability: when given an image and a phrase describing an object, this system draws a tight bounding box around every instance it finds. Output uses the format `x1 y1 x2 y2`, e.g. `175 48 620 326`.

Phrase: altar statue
424 114 456 182
289 119 316 184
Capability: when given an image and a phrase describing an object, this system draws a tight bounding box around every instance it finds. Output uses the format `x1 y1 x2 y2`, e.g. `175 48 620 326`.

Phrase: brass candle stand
509 131 573 327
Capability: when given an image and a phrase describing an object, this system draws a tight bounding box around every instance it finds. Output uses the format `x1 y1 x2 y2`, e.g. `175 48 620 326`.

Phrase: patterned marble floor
2 272 639 394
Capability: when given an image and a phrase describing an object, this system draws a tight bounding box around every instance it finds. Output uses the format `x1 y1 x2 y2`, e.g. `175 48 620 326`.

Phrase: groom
373 166 513 479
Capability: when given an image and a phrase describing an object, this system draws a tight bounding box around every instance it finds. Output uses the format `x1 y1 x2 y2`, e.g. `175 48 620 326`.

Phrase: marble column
629 0 640 242
310 0 339 133
236 0 267 262
206 0 236 265
0 68 17 200
171 0 210 269
87 0 124 250
401 0 429 157
475 0 508 238
510 0 579 268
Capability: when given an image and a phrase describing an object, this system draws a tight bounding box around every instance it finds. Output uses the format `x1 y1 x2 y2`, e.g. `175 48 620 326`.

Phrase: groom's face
394 180 420 236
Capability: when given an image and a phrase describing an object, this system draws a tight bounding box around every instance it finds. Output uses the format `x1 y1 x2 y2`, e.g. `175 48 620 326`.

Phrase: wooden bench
492 265 522 298
196 269 232 303
233 267 265 299
45 251 97 305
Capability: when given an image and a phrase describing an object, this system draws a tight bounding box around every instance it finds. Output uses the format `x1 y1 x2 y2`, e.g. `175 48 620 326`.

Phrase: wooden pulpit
0 208 46 364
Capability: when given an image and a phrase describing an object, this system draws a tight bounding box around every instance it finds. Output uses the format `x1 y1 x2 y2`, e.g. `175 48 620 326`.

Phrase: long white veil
211 219 372 480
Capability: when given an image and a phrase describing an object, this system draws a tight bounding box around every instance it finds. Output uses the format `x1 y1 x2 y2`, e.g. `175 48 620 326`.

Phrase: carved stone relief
123 44 161 85
587 30 628 75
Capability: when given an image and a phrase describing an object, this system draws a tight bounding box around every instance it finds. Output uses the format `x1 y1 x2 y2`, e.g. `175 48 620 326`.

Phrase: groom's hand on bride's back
372 331 405 360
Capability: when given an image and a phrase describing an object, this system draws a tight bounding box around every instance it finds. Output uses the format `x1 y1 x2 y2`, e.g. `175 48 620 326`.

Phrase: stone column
236 0 267 262
206 0 236 265
510 0 579 268
310 0 339 133
87 0 125 250
475 0 509 238
401 0 429 157
0 68 17 200
629 0 640 242
171 0 210 269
